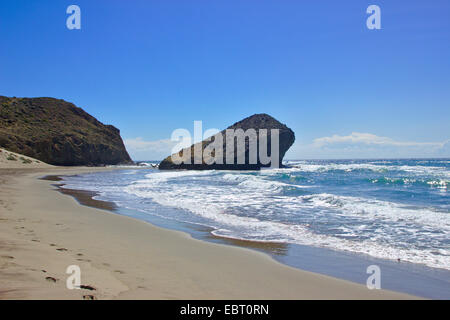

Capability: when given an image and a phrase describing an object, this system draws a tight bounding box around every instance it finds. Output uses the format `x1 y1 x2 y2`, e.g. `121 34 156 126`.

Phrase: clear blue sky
1 0 449 160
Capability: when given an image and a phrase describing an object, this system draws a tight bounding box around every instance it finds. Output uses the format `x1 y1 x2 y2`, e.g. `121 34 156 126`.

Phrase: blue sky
1 0 449 160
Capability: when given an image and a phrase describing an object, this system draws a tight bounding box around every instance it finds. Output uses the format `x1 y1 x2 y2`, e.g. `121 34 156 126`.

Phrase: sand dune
0 148 52 169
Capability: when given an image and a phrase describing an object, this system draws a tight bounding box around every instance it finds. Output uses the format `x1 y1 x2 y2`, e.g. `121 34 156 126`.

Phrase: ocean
59 159 450 298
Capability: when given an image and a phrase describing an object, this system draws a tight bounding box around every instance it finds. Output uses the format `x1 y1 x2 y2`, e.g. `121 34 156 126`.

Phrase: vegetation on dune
6 154 17 161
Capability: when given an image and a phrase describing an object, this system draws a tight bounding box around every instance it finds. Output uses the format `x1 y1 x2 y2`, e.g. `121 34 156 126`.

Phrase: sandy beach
0 166 419 299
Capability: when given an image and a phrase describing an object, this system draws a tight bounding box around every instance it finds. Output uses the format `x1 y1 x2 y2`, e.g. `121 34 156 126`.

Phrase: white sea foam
60 159 450 271
296 193 449 230
123 169 450 270
286 162 450 179
212 222 450 271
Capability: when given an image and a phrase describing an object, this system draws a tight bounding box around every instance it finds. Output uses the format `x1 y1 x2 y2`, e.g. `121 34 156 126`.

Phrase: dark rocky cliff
0 96 132 166
159 113 295 170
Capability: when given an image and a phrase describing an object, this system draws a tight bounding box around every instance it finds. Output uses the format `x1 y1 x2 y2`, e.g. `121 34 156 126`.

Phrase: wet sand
0 167 419 299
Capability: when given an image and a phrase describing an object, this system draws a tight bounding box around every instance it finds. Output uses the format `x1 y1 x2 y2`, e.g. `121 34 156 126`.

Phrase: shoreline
0 167 418 299
53 172 450 299
44 175 291 258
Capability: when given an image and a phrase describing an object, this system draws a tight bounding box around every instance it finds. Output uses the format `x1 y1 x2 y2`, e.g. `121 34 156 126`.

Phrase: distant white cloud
286 132 449 159
313 132 443 148
124 137 175 152
124 137 179 161
125 133 450 161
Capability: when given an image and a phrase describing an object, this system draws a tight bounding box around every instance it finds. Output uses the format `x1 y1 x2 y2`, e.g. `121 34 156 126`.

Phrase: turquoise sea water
60 159 450 298
62 159 449 270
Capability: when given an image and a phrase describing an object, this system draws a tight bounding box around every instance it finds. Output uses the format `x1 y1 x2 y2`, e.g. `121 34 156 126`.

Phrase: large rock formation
0 96 132 166
159 113 295 170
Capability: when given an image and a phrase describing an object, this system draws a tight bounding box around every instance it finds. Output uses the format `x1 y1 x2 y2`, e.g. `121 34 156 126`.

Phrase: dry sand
0 166 419 299
0 148 53 169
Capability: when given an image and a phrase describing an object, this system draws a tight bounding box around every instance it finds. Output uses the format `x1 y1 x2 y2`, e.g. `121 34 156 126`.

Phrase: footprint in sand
45 276 58 283
114 270 125 274
56 248 68 252
0 256 16 268
77 258 91 262
79 285 96 291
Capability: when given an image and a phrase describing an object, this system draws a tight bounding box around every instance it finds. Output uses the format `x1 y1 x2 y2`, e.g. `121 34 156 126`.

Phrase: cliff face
159 113 295 170
0 96 132 166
